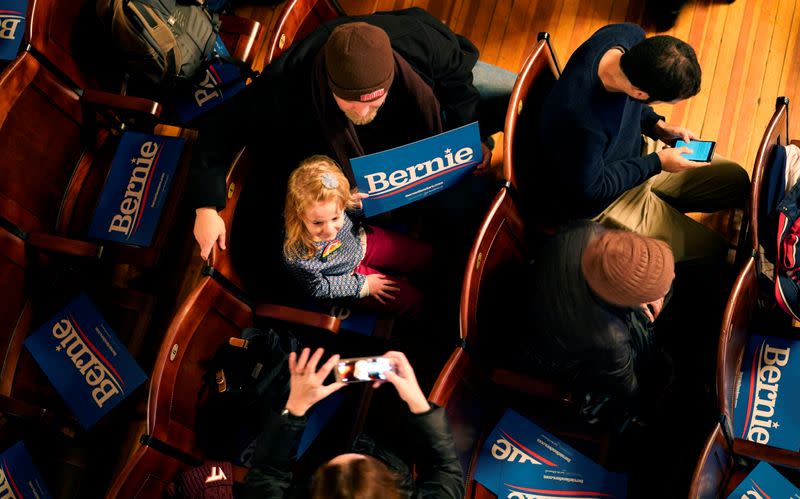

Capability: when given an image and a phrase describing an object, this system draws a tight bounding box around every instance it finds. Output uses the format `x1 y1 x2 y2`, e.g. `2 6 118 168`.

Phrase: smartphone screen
335 357 394 383
674 139 716 162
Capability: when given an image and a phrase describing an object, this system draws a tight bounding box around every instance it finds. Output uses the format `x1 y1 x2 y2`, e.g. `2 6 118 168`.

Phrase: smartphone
334 356 394 383
674 139 716 162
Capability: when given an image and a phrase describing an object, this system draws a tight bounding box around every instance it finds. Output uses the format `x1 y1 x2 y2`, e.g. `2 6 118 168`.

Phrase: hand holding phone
674 139 716 162
334 356 395 383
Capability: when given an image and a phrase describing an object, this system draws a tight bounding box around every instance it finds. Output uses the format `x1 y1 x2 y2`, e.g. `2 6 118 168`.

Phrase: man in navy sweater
537 24 748 261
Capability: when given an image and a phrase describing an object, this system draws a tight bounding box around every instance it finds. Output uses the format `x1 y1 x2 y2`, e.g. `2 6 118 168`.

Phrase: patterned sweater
284 212 367 300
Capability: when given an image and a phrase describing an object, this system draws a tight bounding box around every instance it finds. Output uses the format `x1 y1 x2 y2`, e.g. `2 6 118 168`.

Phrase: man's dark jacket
188 7 480 210
240 405 465 498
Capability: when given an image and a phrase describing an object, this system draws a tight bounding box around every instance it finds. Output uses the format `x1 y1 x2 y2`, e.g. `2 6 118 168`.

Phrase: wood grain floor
237 0 800 176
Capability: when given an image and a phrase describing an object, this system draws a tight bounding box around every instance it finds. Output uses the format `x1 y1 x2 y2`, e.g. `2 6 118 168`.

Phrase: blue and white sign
733 334 800 451
88 131 186 247
24 294 148 429
172 37 247 123
0 442 52 499
0 1 27 61
474 409 627 498
350 122 483 217
727 461 800 498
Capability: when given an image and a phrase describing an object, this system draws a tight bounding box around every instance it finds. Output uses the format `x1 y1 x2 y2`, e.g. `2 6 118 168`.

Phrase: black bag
196 328 298 461
97 0 219 85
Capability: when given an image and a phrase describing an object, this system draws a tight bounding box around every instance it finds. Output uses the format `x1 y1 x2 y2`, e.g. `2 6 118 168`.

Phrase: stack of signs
351 122 483 217
23 294 148 429
474 410 627 498
88 131 186 247
727 461 800 498
733 334 800 450
0 1 27 61
172 37 247 124
0 442 52 498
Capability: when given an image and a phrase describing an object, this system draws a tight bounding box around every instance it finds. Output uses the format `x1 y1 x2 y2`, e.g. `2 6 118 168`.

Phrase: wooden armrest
254 303 341 334
27 232 103 259
218 14 260 34
218 14 264 67
733 439 800 469
489 368 574 405
82 88 162 129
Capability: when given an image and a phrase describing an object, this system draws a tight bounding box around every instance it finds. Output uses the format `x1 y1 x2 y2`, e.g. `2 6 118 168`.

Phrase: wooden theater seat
502 32 561 194
688 423 735 498
717 256 800 469
266 0 345 64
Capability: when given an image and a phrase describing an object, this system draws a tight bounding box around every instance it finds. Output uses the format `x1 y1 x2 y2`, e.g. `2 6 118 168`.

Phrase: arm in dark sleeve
241 410 307 499
407 405 465 499
187 75 275 210
641 106 665 140
590 322 640 400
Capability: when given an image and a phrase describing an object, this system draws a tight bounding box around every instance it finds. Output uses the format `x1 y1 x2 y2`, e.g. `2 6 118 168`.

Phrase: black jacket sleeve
240 410 307 499
408 405 465 499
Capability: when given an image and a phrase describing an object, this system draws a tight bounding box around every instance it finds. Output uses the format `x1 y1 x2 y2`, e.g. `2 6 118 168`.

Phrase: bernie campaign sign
88 131 186 247
727 461 800 498
350 122 483 217
172 37 247 124
733 334 800 451
0 441 52 499
475 409 627 499
24 294 148 429
0 1 27 61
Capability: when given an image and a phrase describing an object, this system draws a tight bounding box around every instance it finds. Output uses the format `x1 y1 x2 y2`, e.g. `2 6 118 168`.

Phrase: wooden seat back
688 423 734 499
502 32 560 194
266 0 344 64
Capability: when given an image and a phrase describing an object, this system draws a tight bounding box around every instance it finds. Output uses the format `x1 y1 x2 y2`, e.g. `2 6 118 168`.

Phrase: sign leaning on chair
0 0 27 61
727 461 800 498
0 441 53 498
24 294 148 429
350 122 483 217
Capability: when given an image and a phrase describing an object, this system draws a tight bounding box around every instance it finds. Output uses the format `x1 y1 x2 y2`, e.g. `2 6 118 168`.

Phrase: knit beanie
581 230 675 307
324 22 395 102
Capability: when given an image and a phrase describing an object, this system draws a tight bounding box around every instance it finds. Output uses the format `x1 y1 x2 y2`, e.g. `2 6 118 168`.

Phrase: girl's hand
365 274 399 304
376 351 431 414
284 348 345 416
351 191 369 209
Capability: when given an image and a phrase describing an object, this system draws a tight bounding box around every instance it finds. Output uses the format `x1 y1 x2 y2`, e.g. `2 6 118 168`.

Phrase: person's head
324 22 394 125
580 230 675 308
620 35 701 103
283 155 356 260
310 454 402 499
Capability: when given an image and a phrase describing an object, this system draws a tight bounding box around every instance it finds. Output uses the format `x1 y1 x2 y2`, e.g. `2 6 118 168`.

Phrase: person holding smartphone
536 23 749 262
241 348 464 499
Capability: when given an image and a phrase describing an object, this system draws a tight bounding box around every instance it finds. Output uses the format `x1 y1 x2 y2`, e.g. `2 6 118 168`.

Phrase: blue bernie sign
88 131 186 247
727 461 800 498
350 122 483 217
733 334 800 451
0 441 53 499
0 1 27 61
24 294 148 429
172 37 247 123
474 409 627 498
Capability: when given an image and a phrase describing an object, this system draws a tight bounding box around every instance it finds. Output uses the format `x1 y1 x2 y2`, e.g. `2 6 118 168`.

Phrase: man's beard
344 106 380 125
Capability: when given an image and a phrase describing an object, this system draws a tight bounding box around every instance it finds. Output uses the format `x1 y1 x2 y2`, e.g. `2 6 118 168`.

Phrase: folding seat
266 0 345 64
688 423 736 498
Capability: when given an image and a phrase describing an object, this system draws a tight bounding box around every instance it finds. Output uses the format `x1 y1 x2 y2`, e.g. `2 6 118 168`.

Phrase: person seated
191 8 497 261
241 348 464 498
514 222 675 420
536 23 748 262
283 156 433 319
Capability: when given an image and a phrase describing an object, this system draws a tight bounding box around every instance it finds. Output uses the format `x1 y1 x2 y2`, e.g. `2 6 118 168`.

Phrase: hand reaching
653 120 697 144
351 191 369 209
194 207 226 260
377 351 431 414
657 146 710 173
365 274 399 304
284 348 345 417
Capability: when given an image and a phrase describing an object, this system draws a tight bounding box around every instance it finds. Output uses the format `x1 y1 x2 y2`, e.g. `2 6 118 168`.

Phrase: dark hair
619 35 701 102
310 455 402 499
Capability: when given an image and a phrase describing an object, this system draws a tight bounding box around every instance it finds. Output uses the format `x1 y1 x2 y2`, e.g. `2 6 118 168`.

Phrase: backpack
97 0 219 86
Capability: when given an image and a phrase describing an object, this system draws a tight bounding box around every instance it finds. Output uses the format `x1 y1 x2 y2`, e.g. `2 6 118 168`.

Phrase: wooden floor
237 0 800 176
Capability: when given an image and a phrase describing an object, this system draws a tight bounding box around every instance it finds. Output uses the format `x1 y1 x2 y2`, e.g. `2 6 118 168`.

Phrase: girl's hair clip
320 173 339 189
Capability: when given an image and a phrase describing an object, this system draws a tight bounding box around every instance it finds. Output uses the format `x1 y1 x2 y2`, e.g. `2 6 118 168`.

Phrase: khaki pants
594 139 749 262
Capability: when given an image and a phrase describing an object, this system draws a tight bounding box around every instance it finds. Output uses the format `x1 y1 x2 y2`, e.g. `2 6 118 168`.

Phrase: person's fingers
307 347 325 374
378 290 396 301
288 351 297 372
354 192 369 199
322 381 346 397
677 146 692 155
217 231 226 251
687 160 711 168
642 305 655 323
383 283 400 292
296 348 311 371
372 380 384 389
199 240 211 260
318 353 340 379
373 293 386 305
